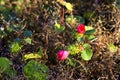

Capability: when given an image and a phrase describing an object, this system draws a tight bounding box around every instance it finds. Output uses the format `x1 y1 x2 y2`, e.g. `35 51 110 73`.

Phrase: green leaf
24 38 32 44
23 53 41 60
108 44 117 53
88 35 95 41
65 2 73 11
11 42 23 53
38 47 43 56
0 57 16 78
24 60 49 80
0 57 12 73
0 0 5 5
54 23 65 33
74 16 85 24
83 43 91 49
81 48 93 61
85 26 95 35
81 43 93 61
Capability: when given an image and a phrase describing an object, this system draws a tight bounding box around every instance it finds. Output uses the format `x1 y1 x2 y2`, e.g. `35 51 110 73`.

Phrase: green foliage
24 38 32 44
108 44 117 53
24 60 49 80
116 0 120 8
0 0 5 5
66 15 85 26
81 44 93 61
0 57 16 78
0 57 12 73
67 58 75 67
67 43 81 55
38 47 44 56
23 47 43 60
54 23 65 33
74 16 85 24
10 42 23 53
85 26 96 35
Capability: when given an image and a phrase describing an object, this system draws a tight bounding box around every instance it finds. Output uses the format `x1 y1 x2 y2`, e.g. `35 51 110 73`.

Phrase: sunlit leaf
0 0 5 5
57 0 65 5
85 26 95 35
65 2 73 11
81 48 93 61
23 53 41 60
24 38 32 44
11 42 23 53
81 43 93 61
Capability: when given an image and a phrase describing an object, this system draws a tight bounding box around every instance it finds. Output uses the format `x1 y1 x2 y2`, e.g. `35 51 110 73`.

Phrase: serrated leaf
108 44 117 53
23 53 41 60
25 38 32 44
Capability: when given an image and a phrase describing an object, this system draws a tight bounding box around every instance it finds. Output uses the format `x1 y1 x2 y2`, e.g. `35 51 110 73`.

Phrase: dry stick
61 7 65 25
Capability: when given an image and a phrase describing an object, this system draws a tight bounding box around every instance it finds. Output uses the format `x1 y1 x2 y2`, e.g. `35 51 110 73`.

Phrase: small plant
24 60 49 80
0 57 16 78
57 23 95 61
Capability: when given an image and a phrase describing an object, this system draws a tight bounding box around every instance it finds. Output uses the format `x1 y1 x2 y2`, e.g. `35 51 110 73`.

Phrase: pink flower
77 24 85 34
57 50 69 60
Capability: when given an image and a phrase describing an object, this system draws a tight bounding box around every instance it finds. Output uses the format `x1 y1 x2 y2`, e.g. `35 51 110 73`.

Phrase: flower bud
57 50 69 60
77 24 85 34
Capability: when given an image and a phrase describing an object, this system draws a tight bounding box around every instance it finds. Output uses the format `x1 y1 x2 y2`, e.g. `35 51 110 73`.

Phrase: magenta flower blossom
57 50 69 60
77 24 86 34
